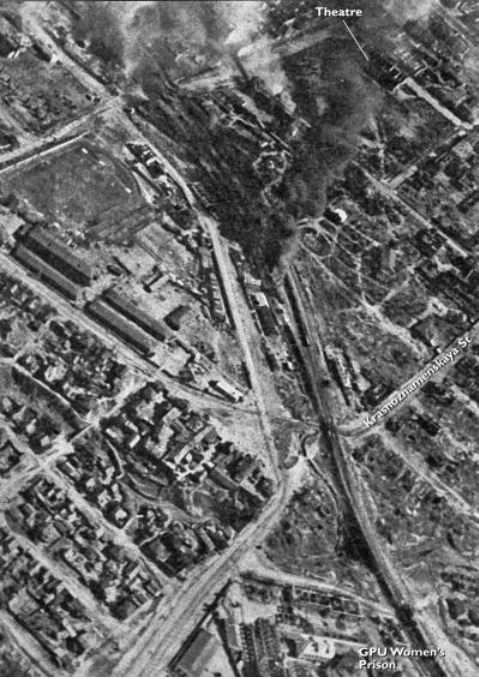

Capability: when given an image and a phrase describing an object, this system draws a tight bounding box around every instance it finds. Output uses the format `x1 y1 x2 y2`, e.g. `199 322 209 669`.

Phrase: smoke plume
271 0 438 267
63 0 440 269
68 1 295 106
71 1 124 67
121 1 295 107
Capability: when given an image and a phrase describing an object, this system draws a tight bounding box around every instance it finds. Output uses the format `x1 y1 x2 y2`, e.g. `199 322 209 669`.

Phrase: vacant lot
2 140 142 228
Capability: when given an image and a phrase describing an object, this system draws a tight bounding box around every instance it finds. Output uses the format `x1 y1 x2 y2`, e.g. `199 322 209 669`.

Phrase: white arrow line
343 19 370 62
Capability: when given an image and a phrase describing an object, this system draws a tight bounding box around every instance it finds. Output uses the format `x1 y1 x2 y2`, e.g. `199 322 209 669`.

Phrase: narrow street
340 326 478 437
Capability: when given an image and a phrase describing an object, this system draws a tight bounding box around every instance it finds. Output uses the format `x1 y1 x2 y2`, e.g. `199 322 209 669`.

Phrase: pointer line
343 19 370 62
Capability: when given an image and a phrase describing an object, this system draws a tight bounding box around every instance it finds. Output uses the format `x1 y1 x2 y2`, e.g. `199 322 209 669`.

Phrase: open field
0 140 142 229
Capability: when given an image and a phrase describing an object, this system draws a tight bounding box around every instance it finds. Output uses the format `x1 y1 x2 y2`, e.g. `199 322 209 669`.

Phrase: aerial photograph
0 0 478 676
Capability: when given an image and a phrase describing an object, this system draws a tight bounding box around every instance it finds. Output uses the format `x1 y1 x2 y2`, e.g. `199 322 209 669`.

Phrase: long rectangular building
18 226 92 286
87 300 155 356
14 244 79 300
103 289 168 341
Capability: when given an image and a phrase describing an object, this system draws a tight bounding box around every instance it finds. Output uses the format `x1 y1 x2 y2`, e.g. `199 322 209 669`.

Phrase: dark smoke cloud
62 0 435 269
63 1 289 107
125 1 232 75
121 1 293 105
275 77 382 266
276 15 384 236
271 0 436 267
71 1 124 67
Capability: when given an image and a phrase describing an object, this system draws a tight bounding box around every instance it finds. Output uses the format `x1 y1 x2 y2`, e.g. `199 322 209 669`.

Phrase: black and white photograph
0 0 477 676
